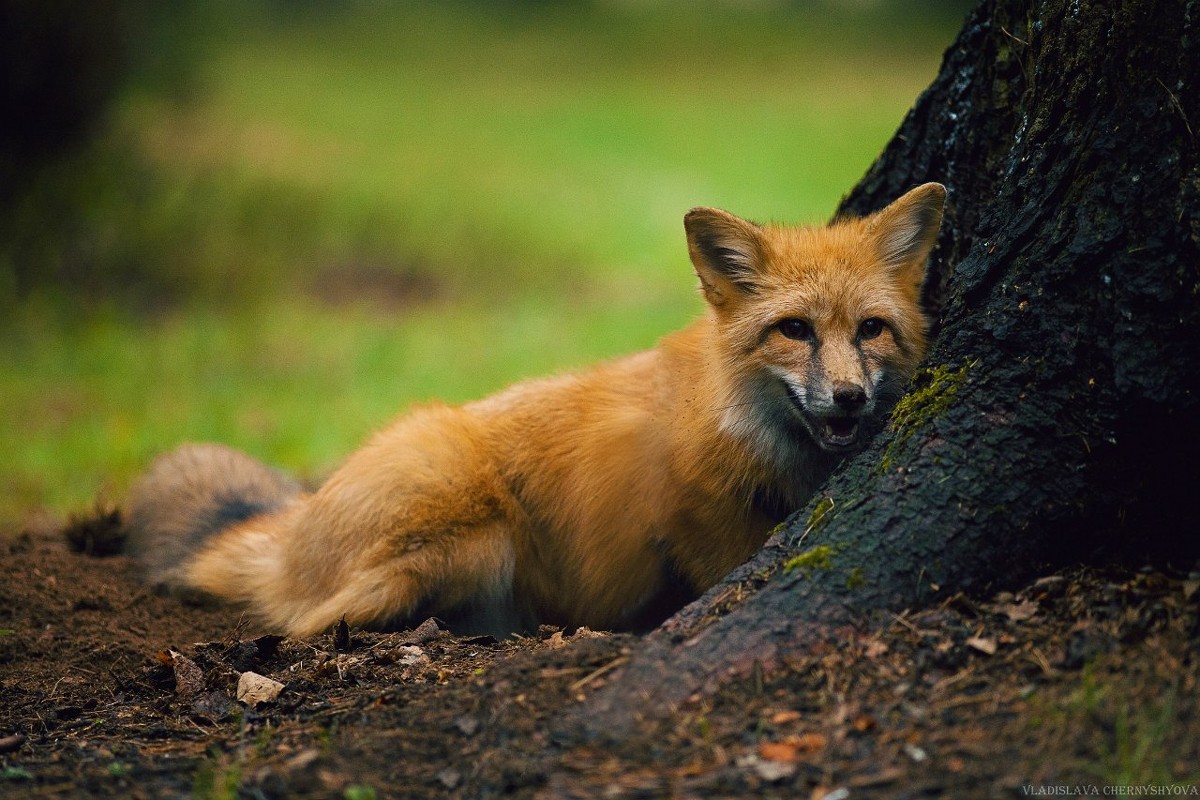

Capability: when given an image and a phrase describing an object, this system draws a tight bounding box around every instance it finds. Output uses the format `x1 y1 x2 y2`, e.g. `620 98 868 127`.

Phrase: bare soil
1 514 1198 799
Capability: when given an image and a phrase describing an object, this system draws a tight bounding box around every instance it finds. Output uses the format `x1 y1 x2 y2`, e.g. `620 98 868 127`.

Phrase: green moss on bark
879 361 973 472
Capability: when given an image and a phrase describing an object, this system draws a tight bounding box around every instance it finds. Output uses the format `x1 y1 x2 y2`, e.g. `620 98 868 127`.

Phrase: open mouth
782 383 862 451
820 416 860 449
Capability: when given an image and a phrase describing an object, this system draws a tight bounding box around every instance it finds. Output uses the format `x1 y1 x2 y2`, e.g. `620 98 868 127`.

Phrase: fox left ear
684 207 765 307
870 182 947 287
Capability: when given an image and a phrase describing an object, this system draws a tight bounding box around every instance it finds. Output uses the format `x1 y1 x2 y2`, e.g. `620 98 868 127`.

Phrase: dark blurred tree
557 0 1200 742
0 1 130 202
0 1 206 306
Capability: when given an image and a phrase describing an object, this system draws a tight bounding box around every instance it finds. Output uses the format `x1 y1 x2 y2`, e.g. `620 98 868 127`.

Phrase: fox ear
684 207 765 307
870 182 946 287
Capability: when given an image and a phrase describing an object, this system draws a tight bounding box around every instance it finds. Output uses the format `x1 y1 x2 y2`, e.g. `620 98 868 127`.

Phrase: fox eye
778 319 813 341
859 318 886 339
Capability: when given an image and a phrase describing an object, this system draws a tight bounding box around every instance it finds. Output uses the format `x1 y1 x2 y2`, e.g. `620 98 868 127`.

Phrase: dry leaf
851 715 877 732
169 650 205 698
759 741 801 763
813 787 851 800
967 636 998 655
792 732 827 752
770 710 802 725
865 639 889 658
572 626 608 639
758 732 826 763
1003 600 1039 621
333 616 351 652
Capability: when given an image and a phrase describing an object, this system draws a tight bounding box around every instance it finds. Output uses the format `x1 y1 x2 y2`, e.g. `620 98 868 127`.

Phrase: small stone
408 617 445 644
396 645 429 667
754 758 797 783
737 754 797 783
454 715 480 737
237 671 285 706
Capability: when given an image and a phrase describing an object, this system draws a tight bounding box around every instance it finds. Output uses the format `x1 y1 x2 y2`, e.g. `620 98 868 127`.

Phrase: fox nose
832 381 867 412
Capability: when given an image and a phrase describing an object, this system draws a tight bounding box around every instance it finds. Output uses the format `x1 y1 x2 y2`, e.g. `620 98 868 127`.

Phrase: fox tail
123 443 302 595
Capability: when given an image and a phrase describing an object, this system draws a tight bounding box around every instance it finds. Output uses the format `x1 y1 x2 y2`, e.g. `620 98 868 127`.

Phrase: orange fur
124 183 945 637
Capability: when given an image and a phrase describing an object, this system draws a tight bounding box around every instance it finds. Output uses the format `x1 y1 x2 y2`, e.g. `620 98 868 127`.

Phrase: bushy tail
123 443 302 594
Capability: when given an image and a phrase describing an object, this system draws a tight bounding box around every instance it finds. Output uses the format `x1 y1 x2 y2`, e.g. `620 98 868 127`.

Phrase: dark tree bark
566 0 1200 739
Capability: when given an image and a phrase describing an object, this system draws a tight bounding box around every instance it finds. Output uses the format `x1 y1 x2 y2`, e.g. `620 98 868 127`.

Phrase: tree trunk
566 0 1200 739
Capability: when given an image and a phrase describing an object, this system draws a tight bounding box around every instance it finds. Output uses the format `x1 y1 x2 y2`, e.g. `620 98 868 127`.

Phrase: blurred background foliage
0 0 969 526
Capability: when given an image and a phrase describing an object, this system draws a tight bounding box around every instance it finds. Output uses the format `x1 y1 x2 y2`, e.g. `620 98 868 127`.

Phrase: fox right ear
684 207 765 307
869 182 947 288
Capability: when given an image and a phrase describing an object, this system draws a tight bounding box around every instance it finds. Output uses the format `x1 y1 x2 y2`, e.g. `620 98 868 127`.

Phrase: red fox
124 183 945 637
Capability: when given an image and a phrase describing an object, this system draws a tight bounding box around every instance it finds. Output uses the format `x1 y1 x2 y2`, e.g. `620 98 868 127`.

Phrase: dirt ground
2 513 1198 799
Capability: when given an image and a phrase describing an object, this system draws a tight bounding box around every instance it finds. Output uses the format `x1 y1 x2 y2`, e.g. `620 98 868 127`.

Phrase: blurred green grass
0 1 962 526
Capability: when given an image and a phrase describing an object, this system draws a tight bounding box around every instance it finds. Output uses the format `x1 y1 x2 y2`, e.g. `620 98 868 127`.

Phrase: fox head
685 182 945 461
